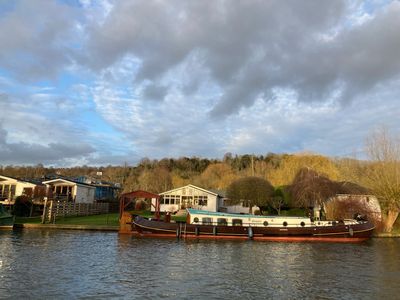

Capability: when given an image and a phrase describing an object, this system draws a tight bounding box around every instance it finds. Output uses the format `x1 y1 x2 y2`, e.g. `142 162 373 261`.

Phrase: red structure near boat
130 209 375 242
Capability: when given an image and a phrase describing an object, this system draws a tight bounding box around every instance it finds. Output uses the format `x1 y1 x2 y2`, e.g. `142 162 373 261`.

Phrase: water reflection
1 230 400 299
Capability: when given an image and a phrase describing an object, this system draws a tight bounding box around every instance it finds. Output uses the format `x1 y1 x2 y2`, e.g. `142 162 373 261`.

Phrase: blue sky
0 0 399 166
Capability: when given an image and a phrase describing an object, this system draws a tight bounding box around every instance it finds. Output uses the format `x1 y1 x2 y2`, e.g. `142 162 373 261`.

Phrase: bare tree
364 127 400 232
289 168 338 208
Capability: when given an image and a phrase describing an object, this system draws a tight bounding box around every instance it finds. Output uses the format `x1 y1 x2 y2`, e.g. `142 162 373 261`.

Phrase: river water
0 230 399 299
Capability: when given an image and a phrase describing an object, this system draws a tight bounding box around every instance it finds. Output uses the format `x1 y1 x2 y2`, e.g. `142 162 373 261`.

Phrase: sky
0 0 399 166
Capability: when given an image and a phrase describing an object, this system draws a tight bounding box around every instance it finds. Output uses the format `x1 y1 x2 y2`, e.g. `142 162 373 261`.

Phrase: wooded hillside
0 153 365 194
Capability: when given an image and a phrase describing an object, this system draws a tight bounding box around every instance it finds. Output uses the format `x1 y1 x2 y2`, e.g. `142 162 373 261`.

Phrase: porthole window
193 217 199 223
283 221 288 227
300 222 305 227
263 221 269 226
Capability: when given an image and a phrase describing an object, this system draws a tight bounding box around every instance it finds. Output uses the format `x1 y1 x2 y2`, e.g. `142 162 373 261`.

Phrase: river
1 229 399 299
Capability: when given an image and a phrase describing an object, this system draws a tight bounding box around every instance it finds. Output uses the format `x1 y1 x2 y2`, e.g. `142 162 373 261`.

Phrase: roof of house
42 178 96 188
159 184 224 197
0 175 40 186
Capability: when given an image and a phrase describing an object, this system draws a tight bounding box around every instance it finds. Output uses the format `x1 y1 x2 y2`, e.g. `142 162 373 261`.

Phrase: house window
199 196 208 206
202 217 213 225
162 195 181 206
242 200 250 207
3 185 9 198
193 195 208 206
232 219 242 226
0 184 16 199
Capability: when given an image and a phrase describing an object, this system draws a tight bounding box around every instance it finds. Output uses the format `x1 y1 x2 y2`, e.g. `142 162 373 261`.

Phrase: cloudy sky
0 0 399 166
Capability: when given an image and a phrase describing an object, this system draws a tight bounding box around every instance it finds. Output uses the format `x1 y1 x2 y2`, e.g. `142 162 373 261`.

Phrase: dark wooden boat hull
132 216 374 242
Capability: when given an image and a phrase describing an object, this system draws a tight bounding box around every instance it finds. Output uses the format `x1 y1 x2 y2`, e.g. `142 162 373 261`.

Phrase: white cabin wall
75 185 95 203
224 204 259 214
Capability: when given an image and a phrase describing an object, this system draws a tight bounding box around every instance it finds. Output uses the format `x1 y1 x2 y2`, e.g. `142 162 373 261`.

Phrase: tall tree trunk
382 210 399 232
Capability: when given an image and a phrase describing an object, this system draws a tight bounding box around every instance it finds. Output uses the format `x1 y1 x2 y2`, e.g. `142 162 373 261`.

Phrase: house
42 178 96 203
0 175 38 203
155 184 222 213
75 176 120 201
218 198 259 214
155 184 256 214
325 194 382 222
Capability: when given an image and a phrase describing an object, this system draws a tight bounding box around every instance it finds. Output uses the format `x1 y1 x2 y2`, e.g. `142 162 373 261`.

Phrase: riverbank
14 223 119 231
373 232 400 238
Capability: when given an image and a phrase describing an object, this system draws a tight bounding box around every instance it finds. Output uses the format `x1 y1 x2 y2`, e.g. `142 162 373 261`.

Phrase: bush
13 196 32 217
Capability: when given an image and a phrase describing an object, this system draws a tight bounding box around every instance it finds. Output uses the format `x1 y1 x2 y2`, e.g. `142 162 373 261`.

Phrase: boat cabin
187 209 316 228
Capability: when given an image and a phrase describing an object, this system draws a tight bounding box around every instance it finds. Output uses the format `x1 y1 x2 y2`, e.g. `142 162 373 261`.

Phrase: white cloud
0 0 400 166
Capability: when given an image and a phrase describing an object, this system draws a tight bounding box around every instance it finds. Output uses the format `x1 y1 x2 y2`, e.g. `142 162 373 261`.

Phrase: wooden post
41 198 48 224
49 200 54 224
119 211 132 233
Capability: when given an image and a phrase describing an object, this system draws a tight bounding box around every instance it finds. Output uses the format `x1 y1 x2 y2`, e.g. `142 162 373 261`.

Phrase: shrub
13 196 32 217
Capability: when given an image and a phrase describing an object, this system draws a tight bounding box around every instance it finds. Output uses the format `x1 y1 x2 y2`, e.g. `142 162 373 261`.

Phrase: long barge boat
132 209 375 242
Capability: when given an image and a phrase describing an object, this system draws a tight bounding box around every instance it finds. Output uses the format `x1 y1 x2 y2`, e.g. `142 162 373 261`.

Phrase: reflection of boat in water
132 209 375 242
0 204 14 229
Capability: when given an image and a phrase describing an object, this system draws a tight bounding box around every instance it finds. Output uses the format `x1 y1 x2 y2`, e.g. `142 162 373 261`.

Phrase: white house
154 184 221 213
325 194 382 221
42 178 96 204
218 198 260 214
154 184 259 214
0 175 38 203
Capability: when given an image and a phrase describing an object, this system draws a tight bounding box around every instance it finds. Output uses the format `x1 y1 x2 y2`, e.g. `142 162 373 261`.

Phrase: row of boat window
193 217 307 227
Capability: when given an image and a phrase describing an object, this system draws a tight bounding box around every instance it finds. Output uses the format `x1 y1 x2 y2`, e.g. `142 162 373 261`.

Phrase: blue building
75 176 120 201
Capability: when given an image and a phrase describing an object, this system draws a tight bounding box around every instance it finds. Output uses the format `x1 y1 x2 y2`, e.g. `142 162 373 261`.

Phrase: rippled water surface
1 230 400 299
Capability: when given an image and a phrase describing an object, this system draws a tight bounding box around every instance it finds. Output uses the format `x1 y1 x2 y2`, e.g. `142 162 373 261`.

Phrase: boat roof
187 209 308 219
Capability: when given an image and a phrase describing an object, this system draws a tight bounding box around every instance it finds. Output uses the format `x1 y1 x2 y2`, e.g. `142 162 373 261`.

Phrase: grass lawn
15 216 42 224
15 213 120 226
15 211 170 226
55 213 120 226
